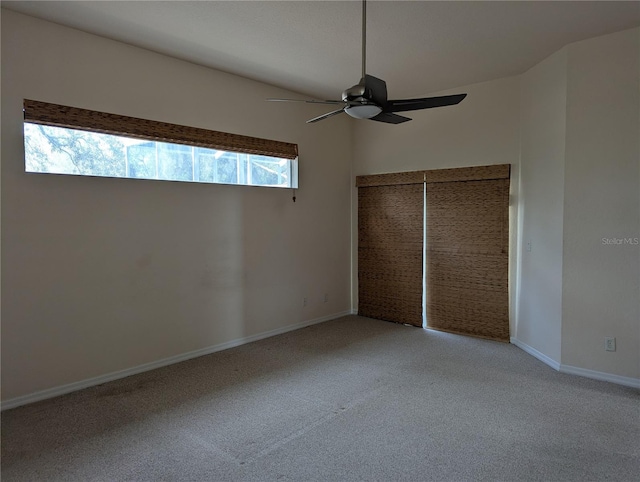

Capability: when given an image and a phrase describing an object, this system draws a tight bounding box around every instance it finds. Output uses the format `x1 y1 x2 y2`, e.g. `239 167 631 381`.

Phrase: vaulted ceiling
4 1 640 99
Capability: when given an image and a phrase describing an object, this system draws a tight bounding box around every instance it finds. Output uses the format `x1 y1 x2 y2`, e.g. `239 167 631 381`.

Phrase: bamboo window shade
23 99 298 160
358 182 424 327
426 177 510 341
356 164 510 340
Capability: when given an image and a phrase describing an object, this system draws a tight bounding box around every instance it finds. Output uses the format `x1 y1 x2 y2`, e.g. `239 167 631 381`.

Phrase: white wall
1 10 353 402
516 48 567 364
562 28 639 379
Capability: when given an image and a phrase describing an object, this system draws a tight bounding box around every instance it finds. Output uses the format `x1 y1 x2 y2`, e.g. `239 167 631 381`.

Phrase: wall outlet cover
605 337 616 352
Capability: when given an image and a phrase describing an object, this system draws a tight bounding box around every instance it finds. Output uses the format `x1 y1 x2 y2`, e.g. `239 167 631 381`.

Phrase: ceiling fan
268 0 467 124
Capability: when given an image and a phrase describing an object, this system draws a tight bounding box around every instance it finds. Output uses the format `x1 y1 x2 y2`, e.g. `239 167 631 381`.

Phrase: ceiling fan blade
370 112 412 124
385 93 467 113
268 98 345 106
307 108 346 124
363 75 388 105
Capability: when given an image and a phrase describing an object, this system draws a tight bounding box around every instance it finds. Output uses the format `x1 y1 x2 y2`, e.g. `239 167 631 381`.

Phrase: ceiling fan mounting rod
361 0 367 79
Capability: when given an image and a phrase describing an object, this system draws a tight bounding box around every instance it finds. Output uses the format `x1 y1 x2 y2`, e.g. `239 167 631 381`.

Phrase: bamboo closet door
426 175 510 341
356 165 510 341
357 173 424 327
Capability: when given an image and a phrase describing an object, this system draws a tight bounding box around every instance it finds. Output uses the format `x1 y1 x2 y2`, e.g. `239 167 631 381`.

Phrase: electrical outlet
605 337 616 352
303 297 308 307
324 293 329 303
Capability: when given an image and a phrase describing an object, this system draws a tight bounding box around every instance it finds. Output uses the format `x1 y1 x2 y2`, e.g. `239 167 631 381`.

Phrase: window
23 100 298 188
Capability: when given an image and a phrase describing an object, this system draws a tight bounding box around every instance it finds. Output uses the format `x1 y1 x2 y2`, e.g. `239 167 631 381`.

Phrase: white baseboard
511 337 640 389
559 364 640 389
1 311 352 411
510 337 561 370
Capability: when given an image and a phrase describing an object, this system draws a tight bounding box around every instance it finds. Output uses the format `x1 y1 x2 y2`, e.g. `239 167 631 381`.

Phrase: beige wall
1 10 352 401
352 76 522 176
351 76 522 330
352 27 639 382
2 10 638 404
516 48 567 364
562 28 639 378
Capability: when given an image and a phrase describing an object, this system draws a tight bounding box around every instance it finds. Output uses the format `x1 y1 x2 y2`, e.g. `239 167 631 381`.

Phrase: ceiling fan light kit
345 104 382 120
268 0 467 124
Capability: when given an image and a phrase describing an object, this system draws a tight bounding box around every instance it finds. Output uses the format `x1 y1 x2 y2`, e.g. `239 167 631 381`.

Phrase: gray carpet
2 315 639 481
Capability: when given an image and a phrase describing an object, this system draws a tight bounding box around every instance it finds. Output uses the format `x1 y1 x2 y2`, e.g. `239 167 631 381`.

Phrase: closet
357 165 510 341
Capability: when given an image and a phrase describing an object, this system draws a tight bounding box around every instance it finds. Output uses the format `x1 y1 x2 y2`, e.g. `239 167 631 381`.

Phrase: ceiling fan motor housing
341 82 366 102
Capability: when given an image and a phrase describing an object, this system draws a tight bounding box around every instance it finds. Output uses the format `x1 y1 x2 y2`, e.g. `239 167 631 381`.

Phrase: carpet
2 315 638 481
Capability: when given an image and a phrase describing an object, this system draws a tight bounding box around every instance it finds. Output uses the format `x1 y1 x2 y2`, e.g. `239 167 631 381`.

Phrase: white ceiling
4 1 640 100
